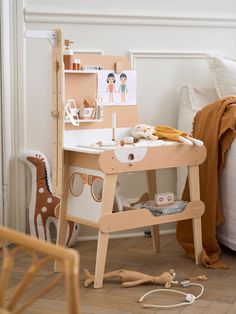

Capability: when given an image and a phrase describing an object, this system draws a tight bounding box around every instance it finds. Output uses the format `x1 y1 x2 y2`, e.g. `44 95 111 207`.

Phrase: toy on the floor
19 150 79 246
131 124 203 146
188 275 207 281
139 279 205 309
84 268 175 288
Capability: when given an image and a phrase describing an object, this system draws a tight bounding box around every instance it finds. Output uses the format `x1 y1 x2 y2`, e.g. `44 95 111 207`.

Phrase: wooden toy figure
106 72 116 103
84 268 175 288
118 72 128 103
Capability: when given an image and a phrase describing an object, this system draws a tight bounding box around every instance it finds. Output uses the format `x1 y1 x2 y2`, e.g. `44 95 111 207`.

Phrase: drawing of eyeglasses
69 172 103 202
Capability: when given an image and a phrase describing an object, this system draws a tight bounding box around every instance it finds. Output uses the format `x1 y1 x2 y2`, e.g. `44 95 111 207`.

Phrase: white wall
19 0 236 237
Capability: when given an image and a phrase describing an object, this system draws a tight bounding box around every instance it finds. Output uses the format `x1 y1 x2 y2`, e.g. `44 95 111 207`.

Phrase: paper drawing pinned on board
98 70 136 106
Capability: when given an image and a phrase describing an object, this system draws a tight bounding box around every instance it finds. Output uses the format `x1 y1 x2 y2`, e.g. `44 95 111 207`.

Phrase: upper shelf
64 70 98 74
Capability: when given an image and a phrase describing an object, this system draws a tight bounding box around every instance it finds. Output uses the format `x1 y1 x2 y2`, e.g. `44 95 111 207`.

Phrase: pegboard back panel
64 54 139 130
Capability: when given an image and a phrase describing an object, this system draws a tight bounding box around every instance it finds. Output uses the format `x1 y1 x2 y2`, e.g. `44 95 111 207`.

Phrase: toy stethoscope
139 280 204 309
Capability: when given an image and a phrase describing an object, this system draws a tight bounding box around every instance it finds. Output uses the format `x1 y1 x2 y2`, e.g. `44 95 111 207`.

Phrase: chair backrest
0 226 79 314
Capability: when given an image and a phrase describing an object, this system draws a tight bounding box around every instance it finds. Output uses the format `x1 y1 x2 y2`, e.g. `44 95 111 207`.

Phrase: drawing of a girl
118 73 128 103
106 73 116 103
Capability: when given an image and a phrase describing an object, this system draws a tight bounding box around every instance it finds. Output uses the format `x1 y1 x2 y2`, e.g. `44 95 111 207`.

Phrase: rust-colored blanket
176 96 236 268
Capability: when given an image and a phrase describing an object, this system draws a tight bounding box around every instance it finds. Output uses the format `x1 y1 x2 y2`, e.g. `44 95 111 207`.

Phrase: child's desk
52 30 206 288
58 135 206 288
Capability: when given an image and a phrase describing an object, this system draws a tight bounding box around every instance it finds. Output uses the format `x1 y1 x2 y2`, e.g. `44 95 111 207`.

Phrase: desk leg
146 170 160 253
54 160 69 272
94 231 109 289
94 174 117 289
188 165 202 265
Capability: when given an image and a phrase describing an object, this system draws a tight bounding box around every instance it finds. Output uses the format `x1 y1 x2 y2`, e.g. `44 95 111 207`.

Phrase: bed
177 54 236 251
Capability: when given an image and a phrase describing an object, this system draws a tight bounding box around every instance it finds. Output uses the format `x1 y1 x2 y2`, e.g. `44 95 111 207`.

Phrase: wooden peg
114 62 124 73
51 110 59 117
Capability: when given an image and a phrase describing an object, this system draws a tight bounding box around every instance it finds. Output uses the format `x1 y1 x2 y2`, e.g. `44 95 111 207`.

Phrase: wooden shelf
64 118 102 123
99 201 204 233
64 70 98 74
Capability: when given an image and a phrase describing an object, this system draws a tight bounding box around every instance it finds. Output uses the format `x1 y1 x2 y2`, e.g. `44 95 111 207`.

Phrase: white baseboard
78 228 176 242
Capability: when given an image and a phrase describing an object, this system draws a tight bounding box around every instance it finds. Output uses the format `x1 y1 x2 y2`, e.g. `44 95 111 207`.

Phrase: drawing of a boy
118 73 128 103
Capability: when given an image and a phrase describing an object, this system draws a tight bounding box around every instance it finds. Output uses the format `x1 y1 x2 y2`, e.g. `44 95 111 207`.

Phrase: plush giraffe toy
19 150 79 246
84 269 176 288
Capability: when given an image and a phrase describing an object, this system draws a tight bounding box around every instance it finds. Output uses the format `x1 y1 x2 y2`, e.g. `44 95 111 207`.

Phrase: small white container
79 107 94 119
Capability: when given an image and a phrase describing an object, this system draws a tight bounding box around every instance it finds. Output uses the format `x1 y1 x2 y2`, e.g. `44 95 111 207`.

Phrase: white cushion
177 85 218 134
207 54 236 98
176 85 218 200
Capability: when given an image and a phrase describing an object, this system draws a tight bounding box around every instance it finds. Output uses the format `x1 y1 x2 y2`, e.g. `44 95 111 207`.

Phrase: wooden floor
1 233 236 313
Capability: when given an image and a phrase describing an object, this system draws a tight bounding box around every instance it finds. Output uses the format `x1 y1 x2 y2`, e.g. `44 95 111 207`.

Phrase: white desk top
64 139 179 154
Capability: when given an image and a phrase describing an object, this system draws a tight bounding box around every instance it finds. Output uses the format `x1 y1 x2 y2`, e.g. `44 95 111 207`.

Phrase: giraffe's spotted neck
27 156 51 194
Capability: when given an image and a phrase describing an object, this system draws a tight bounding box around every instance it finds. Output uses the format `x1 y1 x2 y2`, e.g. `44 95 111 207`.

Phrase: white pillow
177 85 218 134
176 85 218 200
207 54 236 98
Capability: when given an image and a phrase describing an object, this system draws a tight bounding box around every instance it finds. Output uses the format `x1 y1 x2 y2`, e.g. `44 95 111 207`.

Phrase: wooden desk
56 141 206 288
51 30 206 288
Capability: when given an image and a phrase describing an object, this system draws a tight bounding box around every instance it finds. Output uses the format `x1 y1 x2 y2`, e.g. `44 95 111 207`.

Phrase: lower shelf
141 200 188 216
99 200 205 233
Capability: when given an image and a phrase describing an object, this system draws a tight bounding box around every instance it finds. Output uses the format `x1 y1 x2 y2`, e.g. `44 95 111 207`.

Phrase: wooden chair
0 226 79 314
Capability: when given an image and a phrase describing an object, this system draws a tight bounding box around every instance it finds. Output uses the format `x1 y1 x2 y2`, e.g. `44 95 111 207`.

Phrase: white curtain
0 0 12 226
0 0 23 227
0 14 3 225
0 0 26 229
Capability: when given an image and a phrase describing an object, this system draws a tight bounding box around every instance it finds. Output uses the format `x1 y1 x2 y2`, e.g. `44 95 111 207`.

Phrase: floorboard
1 233 236 313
